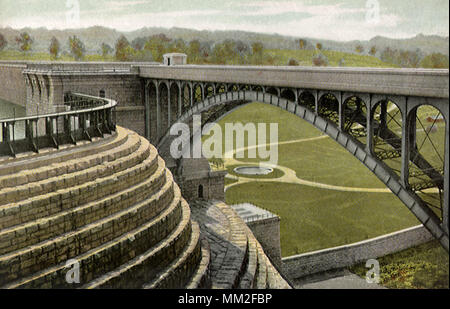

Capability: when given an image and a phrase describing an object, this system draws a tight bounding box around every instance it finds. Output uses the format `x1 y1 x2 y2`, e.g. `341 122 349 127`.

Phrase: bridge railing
0 93 117 158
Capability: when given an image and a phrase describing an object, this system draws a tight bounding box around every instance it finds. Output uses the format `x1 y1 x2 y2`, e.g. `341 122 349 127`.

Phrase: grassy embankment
1 49 397 67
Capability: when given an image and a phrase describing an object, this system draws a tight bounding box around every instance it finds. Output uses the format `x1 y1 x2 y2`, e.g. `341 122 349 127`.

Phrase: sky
0 0 448 41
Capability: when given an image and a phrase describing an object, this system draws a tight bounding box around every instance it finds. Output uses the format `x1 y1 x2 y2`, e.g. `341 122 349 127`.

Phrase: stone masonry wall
282 225 434 280
51 74 145 136
0 64 27 107
247 217 282 268
179 171 227 201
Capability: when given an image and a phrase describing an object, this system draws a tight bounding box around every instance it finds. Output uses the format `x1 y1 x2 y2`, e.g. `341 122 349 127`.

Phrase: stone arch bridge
0 62 448 252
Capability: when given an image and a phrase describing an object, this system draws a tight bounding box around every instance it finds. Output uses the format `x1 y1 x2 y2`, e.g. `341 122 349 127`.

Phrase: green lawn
1 49 398 68
350 240 449 289
0 50 115 62
208 102 435 256
226 182 419 256
266 49 398 67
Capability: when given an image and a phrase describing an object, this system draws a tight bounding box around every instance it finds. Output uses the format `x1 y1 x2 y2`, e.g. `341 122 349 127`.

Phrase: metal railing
0 93 117 158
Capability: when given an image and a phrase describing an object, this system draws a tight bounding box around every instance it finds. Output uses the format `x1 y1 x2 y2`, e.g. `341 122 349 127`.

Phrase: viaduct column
156 83 161 142
144 81 151 141
444 104 449 236
400 100 412 188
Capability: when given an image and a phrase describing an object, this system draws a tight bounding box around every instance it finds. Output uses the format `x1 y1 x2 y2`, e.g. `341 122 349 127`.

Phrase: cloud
0 0 446 41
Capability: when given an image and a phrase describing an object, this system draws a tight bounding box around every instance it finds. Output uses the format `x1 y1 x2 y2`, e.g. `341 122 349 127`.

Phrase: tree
312 53 329 66
299 39 306 50
251 42 264 65
288 58 299 66
187 39 201 63
16 32 33 53
0 33 7 51
144 34 170 62
131 37 146 51
355 44 364 54
171 38 187 53
316 42 323 51
49 37 60 59
251 42 264 55
101 43 113 58
68 35 85 61
369 46 377 56
399 50 421 68
420 53 449 69
380 47 397 64
115 35 133 61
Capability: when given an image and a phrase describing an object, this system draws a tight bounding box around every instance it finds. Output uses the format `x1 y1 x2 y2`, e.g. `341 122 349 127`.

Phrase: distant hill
0 26 448 56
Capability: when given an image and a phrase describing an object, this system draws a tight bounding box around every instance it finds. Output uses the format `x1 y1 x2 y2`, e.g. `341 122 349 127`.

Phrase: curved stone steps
1 180 184 289
0 170 176 286
142 221 202 289
254 243 268 289
190 200 249 289
211 202 249 289
0 136 158 230
185 238 211 289
0 130 124 177
237 235 258 289
0 155 166 256
0 130 142 206
81 198 193 289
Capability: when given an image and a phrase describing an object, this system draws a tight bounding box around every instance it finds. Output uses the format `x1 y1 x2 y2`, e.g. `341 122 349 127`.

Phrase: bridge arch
298 90 316 112
156 88 449 251
158 81 170 134
318 92 340 127
205 83 216 98
370 99 403 165
280 88 297 102
342 95 368 145
180 82 192 115
169 82 180 127
193 83 204 103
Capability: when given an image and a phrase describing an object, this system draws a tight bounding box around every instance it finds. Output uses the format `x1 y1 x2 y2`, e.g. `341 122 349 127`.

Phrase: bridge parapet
138 65 449 99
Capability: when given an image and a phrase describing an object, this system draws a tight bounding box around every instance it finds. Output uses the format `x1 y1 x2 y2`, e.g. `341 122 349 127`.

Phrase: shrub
312 53 329 67
287 58 299 66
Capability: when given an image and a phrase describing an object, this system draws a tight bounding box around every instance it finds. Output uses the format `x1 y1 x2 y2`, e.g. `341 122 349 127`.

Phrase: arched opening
280 89 296 102
147 82 158 143
198 184 204 199
181 83 191 115
343 96 368 145
408 105 446 219
298 91 316 112
169 83 179 127
193 83 203 103
371 100 403 172
205 83 215 98
158 82 169 134
252 85 264 93
216 84 227 94
227 84 240 92
318 93 339 126
265 87 279 97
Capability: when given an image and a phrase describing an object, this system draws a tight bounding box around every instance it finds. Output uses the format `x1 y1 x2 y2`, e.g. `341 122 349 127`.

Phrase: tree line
0 31 448 69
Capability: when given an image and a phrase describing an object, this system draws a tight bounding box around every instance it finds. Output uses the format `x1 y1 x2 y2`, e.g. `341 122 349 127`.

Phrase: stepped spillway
0 126 290 289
